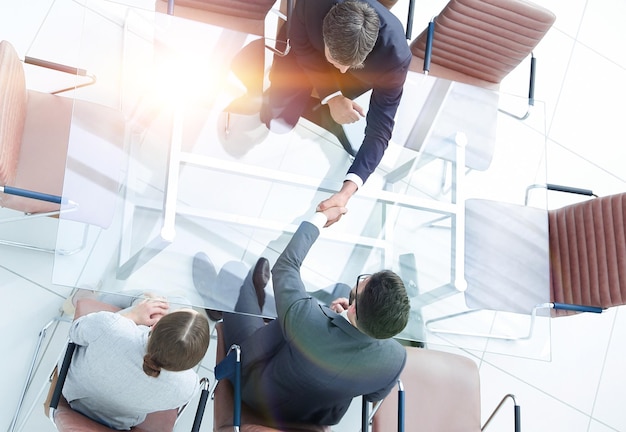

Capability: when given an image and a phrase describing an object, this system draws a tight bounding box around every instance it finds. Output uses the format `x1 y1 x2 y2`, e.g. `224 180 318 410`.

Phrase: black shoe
252 257 270 311
192 252 221 321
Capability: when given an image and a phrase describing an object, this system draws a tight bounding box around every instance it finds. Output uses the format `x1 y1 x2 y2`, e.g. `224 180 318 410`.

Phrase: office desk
52 5 551 359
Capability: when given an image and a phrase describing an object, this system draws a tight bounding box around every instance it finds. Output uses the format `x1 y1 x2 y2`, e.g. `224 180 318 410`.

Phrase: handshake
316 180 358 227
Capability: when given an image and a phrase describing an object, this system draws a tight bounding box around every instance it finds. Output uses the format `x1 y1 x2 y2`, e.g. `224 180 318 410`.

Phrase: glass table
51 2 552 360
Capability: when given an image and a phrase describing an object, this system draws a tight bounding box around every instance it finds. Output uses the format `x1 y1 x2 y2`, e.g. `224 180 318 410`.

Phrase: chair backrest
372 346 481 432
0 40 126 225
409 0 556 89
155 0 277 36
549 192 626 316
43 298 178 432
0 40 27 189
213 322 330 432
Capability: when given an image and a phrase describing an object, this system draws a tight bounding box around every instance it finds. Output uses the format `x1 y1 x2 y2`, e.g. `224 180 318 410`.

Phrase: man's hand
330 297 350 314
317 181 358 227
121 298 169 327
327 95 365 124
319 206 348 227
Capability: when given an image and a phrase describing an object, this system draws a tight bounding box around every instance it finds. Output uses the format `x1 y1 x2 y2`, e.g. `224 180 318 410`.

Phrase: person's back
242 218 410 426
219 210 410 427
250 300 406 424
63 308 209 430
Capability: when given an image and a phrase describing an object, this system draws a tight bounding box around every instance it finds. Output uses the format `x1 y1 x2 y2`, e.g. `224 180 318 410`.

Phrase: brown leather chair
409 0 556 91
371 346 520 431
427 191 626 339
155 0 277 36
42 299 191 432
385 0 555 187
0 40 126 253
468 191 626 318
213 322 331 432
548 192 626 316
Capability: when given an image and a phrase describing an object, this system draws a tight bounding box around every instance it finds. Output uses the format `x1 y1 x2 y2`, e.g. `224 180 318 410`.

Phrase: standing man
215 205 411 427
261 0 411 226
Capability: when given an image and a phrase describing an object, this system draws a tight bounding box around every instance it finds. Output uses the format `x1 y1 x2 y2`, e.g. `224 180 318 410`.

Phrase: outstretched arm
271 207 348 326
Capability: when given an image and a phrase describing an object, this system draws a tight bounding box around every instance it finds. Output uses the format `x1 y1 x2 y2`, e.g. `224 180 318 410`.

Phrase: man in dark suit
215 205 410 426
261 0 411 227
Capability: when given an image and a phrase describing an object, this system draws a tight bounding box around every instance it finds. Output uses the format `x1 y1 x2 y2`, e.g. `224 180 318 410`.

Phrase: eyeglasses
352 274 371 321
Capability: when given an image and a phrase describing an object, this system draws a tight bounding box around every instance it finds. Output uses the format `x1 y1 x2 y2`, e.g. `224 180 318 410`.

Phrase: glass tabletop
52 2 551 360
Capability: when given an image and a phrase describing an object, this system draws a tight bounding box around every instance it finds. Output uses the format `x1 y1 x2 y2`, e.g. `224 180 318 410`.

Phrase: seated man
197 205 410 427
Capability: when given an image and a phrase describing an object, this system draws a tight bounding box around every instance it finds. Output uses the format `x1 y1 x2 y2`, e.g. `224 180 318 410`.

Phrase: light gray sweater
62 311 199 430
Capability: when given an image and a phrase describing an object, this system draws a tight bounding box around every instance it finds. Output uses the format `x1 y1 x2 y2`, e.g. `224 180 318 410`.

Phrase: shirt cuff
308 212 328 231
344 173 363 189
321 90 343 105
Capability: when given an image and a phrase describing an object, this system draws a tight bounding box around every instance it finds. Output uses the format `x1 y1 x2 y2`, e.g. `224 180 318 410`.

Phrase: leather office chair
371 345 520 432
410 0 556 105
155 0 277 37
43 298 211 432
386 0 555 188
0 40 126 253
213 322 331 432
427 190 626 339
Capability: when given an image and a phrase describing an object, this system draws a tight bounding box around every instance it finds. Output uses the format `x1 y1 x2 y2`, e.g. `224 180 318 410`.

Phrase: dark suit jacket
238 221 406 426
291 0 412 184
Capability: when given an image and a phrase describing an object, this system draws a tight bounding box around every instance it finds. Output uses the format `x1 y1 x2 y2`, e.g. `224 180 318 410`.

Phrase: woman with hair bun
61 298 210 430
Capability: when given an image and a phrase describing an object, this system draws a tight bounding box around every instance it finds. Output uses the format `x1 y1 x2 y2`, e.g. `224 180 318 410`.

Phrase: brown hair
143 310 210 377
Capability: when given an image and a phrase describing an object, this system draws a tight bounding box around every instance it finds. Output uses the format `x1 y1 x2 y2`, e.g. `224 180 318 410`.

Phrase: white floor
2 1 626 431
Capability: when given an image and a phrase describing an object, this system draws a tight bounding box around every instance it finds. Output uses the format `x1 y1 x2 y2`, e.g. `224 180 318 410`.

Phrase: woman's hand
122 298 169 326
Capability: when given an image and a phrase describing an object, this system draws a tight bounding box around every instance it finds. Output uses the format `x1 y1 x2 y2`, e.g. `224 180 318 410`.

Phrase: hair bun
143 354 162 377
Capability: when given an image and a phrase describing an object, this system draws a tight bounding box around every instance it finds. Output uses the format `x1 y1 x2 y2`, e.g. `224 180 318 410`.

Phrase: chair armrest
74 298 121 319
23 55 96 94
48 343 77 418
498 54 536 121
546 183 597 197
191 377 211 432
525 183 597 205
482 394 521 432
265 0 293 57
551 302 604 314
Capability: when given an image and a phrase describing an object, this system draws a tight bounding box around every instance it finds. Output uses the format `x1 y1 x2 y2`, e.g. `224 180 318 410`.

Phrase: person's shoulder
381 337 409 357
75 310 121 326
70 310 128 344
74 310 139 335
159 369 200 399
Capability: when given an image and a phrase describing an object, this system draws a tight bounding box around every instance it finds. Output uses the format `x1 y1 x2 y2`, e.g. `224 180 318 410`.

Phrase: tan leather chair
213 322 331 432
371 346 520 431
548 192 626 316
0 40 126 253
43 299 179 432
385 0 555 187
155 0 278 37
427 191 626 339
465 191 626 319
409 0 556 91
